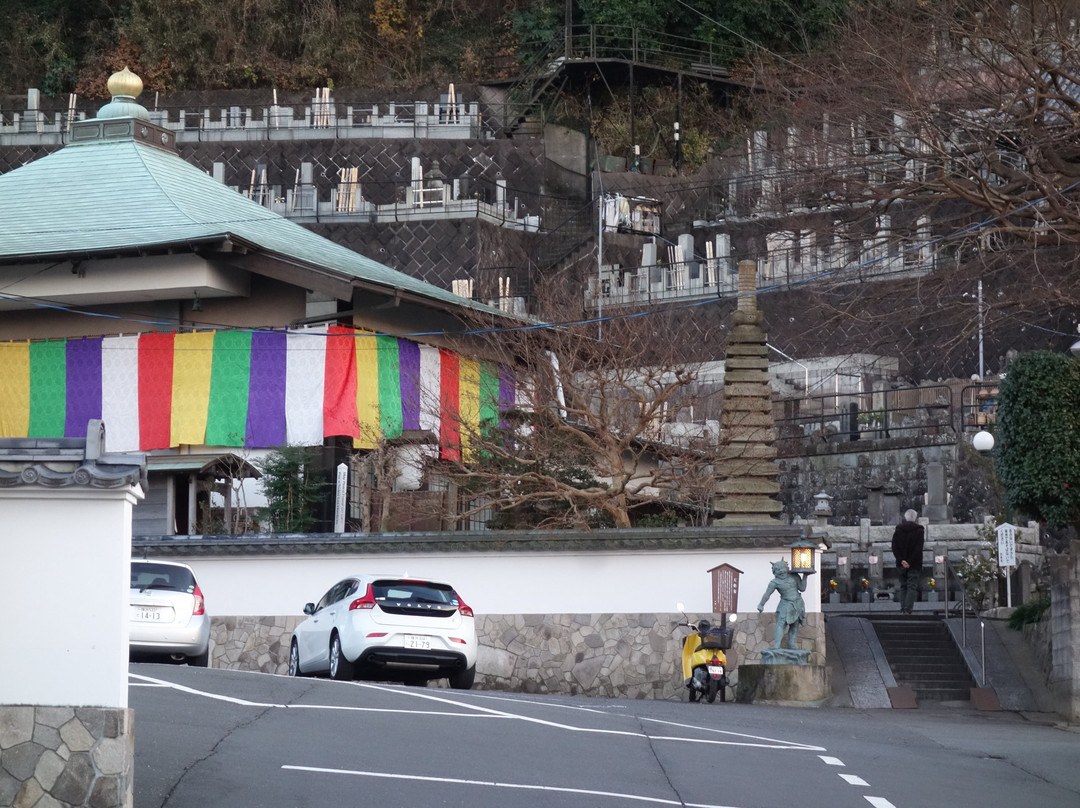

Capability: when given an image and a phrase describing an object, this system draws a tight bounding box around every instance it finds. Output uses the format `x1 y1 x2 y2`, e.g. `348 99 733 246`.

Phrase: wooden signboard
709 563 743 614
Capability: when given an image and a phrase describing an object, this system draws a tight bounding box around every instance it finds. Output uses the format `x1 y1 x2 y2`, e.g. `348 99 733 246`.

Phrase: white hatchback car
129 559 211 666
289 574 477 688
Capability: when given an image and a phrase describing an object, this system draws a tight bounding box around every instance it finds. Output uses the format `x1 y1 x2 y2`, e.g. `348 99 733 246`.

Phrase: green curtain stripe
205 331 252 447
28 341 66 437
376 335 402 439
479 361 499 427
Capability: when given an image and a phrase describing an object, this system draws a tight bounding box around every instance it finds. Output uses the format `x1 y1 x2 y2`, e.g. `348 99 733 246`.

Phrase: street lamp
973 428 995 452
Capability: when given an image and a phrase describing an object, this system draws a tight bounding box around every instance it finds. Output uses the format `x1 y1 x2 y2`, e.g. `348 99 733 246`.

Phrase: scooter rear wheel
688 686 700 703
706 678 719 703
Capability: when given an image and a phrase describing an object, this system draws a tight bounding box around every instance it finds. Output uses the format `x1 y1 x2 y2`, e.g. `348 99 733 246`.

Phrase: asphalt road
129 663 1080 808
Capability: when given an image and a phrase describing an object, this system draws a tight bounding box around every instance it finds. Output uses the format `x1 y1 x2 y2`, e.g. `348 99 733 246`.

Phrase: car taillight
192 584 205 616
349 585 377 610
455 592 474 618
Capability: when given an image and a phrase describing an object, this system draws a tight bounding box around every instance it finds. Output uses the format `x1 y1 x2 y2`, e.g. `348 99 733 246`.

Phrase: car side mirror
303 603 316 615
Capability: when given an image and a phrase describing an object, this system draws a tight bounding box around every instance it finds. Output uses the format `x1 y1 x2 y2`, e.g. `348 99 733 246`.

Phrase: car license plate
404 634 431 650
707 665 724 677
133 606 164 622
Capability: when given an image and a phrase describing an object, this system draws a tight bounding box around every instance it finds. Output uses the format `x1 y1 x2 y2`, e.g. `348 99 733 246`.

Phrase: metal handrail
774 383 956 439
944 557 990 686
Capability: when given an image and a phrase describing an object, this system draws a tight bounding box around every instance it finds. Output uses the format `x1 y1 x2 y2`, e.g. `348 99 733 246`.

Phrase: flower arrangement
860 578 870 589
927 577 936 590
829 579 838 591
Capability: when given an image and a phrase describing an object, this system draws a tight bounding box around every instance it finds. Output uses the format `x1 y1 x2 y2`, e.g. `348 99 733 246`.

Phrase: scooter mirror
676 602 685 613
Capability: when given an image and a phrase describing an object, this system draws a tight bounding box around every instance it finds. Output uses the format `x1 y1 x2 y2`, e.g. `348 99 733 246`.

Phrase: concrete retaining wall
208 611 826 700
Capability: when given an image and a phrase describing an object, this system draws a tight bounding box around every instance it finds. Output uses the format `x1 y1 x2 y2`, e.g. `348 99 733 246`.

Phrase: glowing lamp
973 429 995 452
788 539 817 575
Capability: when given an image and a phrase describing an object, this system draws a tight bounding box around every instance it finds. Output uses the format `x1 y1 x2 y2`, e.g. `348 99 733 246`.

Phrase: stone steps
871 616 976 703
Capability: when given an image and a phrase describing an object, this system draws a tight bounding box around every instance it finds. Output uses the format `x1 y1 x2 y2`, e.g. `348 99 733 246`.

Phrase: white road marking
282 764 748 808
641 717 825 751
839 774 870 786
865 798 898 808
130 673 825 752
818 755 845 766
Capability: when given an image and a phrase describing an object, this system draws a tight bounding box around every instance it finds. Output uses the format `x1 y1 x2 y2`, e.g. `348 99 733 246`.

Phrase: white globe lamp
972 429 995 452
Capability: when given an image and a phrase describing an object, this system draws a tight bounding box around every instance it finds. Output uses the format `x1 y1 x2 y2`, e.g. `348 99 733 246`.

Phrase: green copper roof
0 121 496 315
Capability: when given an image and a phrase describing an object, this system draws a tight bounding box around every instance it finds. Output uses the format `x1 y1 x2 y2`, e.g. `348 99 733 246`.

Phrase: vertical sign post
996 522 1016 607
334 462 348 533
709 563 743 638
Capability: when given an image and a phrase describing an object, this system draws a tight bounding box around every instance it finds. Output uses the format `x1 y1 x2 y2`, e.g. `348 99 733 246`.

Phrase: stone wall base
735 664 830 706
0 706 133 808
209 612 826 700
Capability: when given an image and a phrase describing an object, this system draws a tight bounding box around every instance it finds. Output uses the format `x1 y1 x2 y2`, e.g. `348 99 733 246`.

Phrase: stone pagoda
713 259 784 524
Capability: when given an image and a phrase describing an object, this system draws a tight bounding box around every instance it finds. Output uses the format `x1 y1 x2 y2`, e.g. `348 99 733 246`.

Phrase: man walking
892 508 925 614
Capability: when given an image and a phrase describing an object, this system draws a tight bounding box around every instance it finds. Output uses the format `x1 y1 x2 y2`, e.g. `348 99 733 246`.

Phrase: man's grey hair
904 508 919 522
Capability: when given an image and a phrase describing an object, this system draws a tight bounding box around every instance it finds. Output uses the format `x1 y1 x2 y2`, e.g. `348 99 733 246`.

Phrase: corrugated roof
0 131 503 316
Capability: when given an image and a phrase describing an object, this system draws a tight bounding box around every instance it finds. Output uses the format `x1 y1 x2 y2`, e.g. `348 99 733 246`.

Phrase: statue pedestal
761 648 811 666
736 664 829 707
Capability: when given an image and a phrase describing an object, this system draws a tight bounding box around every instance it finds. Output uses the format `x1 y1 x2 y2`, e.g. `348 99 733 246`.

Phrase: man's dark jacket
891 521 925 570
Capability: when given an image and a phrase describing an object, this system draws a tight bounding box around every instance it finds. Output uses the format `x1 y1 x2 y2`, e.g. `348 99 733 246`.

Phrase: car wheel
329 634 354 681
187 649 210 668
447 665 475 690
288 639 303 677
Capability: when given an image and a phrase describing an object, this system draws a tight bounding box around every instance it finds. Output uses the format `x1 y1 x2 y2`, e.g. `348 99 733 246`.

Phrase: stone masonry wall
209 612 826 700
0 706 133 808
1049 542 1080 722
778 438 955 524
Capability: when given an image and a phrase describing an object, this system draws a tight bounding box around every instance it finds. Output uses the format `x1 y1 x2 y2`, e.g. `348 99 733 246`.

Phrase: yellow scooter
675 606 736 703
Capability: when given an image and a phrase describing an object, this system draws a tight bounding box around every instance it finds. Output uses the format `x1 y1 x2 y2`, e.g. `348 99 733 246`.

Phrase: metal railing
561 25 739 73
944 557 986 686
213 173 548 232
959 382 999 431
0 98 493 144
774 383 957 442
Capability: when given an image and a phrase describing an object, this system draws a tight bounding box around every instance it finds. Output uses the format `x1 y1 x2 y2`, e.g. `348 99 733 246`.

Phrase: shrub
1007 593 1050 630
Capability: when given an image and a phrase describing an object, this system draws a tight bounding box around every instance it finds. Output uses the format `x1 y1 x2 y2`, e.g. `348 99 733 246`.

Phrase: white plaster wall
161 547 822 619
0 487 140 708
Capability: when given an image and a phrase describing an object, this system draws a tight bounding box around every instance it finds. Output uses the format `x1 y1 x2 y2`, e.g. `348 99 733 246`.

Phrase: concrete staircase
871 616 976 702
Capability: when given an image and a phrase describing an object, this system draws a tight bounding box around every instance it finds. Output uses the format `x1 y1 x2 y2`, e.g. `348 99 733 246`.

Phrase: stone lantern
813 491 833 528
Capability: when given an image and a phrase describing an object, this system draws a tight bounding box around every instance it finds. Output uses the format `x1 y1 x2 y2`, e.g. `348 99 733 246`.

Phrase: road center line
840 774 870 786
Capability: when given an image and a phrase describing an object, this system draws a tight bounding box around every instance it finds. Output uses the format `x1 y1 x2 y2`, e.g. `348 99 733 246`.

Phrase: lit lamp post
972 428 995 453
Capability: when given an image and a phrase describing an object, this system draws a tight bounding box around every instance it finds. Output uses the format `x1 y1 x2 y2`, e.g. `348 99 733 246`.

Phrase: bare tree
724 0 1080 374
409 291 735 531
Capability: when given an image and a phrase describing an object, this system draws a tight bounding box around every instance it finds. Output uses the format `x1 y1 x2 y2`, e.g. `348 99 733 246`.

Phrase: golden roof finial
107 67 143 100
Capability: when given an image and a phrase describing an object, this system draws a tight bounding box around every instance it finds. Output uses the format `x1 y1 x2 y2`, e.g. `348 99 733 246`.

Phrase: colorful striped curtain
0 329 515 456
